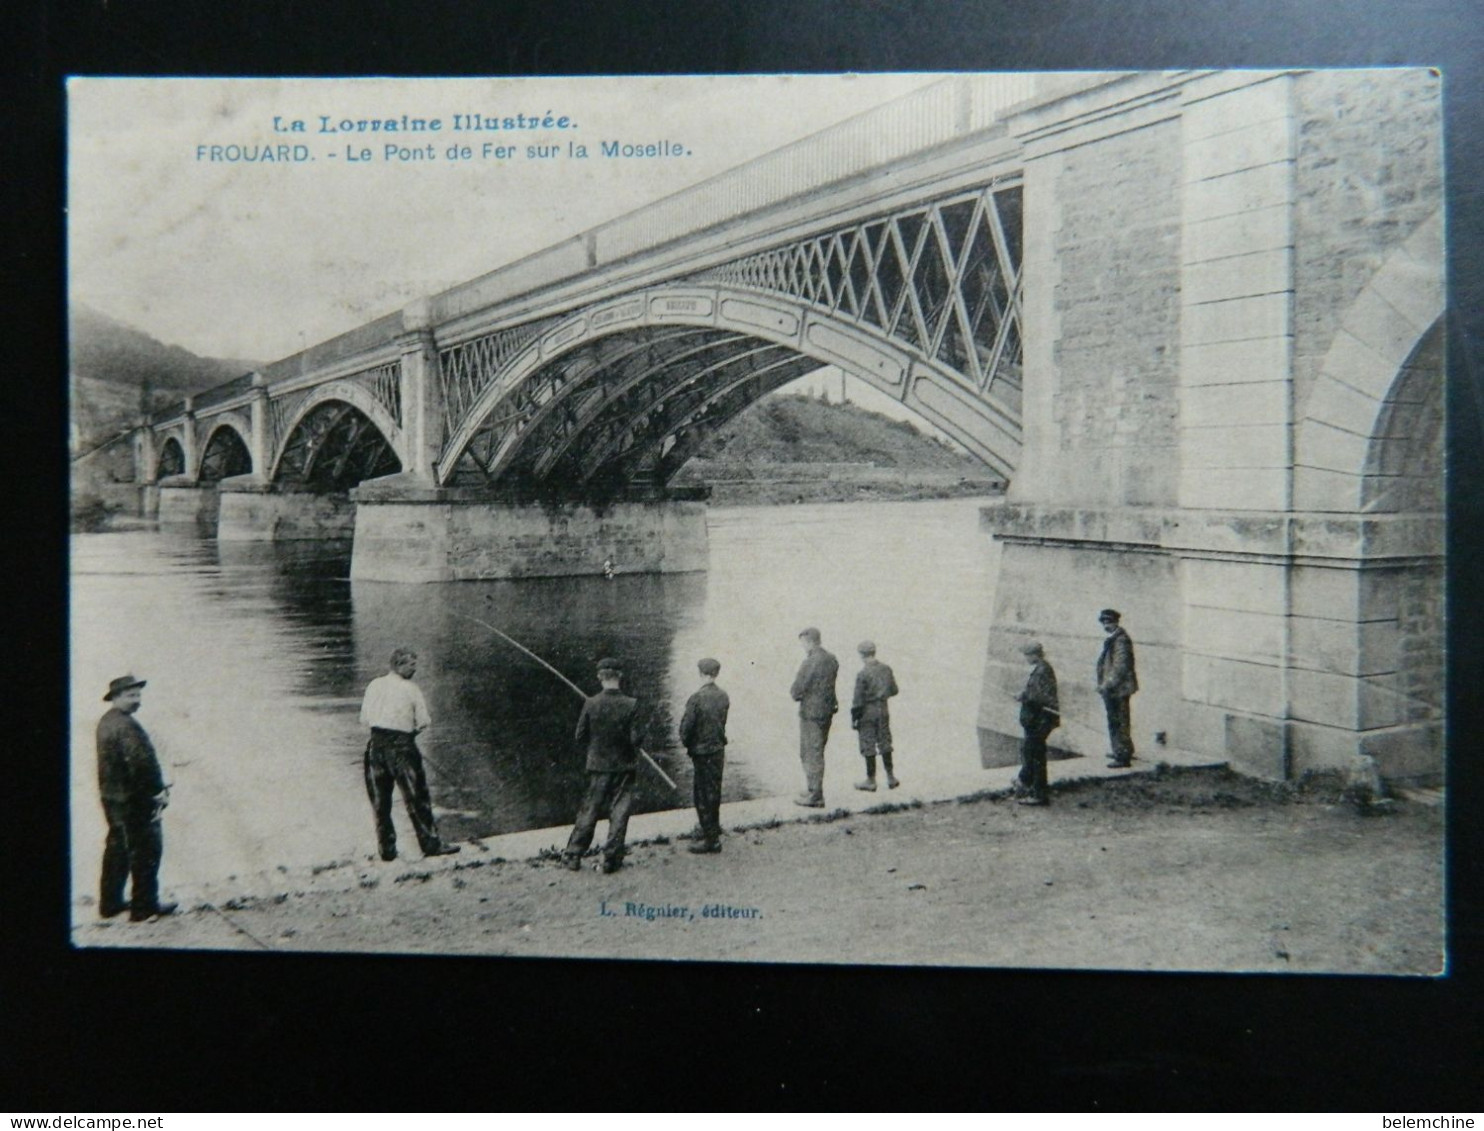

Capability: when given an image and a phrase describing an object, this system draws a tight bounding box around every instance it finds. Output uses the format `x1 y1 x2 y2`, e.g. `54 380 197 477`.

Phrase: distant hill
697 393 983 471
70 303 260 394
674 393 1002 504
69 303 262 449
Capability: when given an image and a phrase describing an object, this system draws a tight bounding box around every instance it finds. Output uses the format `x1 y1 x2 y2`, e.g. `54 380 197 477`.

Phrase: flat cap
1098 608 1121 623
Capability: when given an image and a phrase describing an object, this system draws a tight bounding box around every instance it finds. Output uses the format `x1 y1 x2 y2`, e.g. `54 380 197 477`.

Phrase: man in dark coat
679 657 730 854
1015 642 1060 805
96 675 176 921
1096 608 1139 768
851 640 900 791
563 658 645 873
790 627 838 808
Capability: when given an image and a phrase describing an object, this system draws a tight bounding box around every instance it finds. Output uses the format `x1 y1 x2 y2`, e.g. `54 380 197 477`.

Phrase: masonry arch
1293 209 1444 513
1361 317 1443 514
436 283 1023 492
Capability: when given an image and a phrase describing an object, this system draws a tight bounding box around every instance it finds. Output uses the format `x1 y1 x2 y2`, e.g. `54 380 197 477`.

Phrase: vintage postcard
68 72 1445 971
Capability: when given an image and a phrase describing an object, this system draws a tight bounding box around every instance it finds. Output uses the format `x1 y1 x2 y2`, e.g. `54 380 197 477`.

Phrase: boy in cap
851 641 900 791
1095 609 1139 768
96 675 177 921
1014 642 1060 805
563 658 645 873
679 657 730 854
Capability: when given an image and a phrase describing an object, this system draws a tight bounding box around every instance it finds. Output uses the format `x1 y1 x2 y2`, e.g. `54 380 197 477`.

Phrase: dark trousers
1103 695 1135 762
688 751 725 845
799 716 832 802
363 728 445 858
1018 729 1050 801
100 796 162 916
856 703 893 759
565 770 637 862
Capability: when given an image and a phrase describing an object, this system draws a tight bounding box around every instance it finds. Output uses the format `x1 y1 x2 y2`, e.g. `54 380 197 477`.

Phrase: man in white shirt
359 647 460 861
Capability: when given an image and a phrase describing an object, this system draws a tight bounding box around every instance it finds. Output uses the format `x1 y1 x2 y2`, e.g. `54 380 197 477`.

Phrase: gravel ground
72 767 1445 974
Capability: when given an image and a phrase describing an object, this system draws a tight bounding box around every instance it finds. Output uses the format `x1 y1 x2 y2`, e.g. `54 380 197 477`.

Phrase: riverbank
71 473 1004 533
679 463 1004 505
72 762 1444 974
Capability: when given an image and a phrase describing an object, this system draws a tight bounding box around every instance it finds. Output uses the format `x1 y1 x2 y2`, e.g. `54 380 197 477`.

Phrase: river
69 497 1002 896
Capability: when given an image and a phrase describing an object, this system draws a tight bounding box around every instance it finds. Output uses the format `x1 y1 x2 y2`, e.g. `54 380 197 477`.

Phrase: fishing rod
202 901 275 950
456 610 679 791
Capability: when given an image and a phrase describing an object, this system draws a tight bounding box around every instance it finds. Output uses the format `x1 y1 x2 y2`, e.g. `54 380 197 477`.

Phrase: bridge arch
198 414 253 481
437 282 1022 491
270 381 405 485
155 435 187 480
272 396 402 490
1294 209 1444 513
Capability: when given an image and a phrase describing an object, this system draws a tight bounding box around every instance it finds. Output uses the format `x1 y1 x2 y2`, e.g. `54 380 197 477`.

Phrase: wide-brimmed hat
103 675 147 702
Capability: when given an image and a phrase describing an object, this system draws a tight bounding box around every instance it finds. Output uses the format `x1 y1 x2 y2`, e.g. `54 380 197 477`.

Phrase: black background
8 0 1483 1112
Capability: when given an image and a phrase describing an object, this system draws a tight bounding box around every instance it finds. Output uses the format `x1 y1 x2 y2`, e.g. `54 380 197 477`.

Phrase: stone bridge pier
974 71 1443 786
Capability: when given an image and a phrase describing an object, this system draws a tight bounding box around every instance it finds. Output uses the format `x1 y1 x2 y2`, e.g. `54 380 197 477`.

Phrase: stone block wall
350 487 709 582
981 71 1443 784
157 482 219 528
1179 73 1296 513
1292 69 1444 417
977 506 1182 765
1042 119 1182 507
216 481 357 541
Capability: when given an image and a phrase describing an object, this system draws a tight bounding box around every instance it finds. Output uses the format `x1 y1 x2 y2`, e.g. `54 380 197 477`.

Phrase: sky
67 74 945 364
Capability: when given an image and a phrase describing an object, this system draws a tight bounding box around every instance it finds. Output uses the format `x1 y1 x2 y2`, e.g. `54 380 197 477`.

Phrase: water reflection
71 498 999 892
352 571 717 839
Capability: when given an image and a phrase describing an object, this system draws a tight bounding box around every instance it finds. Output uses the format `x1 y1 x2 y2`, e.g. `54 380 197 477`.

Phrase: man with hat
1096 609 1139 768
790 627 839 808
1014 642 1060 805
850 640 900 792
562 657 645 873
679 657 729 854
96 675 176 921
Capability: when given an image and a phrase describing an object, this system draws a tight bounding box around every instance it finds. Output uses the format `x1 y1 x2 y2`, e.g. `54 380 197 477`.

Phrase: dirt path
74 768 1444 974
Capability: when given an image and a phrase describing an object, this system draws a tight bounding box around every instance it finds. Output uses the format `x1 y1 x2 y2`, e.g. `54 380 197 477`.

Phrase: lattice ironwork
579 350 820 489
645 354 822 484
269 389 312 454
697 182 1023 397
445 326 706 487
528 331 755 482
156 437 186 479
348 361 403 428
438 318 558 441
199 426 252 481
275 401 401 490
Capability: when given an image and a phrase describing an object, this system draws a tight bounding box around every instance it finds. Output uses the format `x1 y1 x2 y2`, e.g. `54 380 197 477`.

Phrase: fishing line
456 609 680 791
